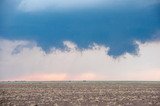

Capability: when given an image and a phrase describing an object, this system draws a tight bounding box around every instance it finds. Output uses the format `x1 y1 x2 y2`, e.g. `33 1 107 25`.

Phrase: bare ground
0 81 160 106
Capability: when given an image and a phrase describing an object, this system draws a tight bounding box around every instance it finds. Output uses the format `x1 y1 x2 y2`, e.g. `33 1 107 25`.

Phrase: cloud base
0 39 160 81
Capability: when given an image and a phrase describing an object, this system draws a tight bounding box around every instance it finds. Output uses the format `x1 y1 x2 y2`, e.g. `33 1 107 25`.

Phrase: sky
0 0 160 81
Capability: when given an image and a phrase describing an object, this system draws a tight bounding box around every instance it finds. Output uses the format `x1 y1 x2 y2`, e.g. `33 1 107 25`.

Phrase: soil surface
0 81 160 106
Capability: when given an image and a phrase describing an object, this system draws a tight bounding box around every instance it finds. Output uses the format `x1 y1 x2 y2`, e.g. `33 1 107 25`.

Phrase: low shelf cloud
0 0 160 81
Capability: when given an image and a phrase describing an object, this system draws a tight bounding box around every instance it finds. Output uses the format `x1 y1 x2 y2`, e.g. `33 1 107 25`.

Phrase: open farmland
0 81 160 106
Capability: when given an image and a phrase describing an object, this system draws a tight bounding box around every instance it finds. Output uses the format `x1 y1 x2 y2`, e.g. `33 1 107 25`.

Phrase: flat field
0 81 160 106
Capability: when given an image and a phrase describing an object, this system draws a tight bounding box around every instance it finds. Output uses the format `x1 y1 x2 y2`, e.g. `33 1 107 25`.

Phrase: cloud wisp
0 39 160 81
17 0 160 12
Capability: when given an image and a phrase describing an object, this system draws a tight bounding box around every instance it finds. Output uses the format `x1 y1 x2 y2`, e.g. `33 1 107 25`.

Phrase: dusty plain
0 81 160 106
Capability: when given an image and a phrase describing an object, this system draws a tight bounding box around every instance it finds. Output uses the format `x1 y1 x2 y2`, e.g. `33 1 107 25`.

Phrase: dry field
0 81 160 106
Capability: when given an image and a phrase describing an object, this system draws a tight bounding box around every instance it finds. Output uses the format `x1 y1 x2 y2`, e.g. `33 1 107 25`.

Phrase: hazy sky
0 0 160 81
